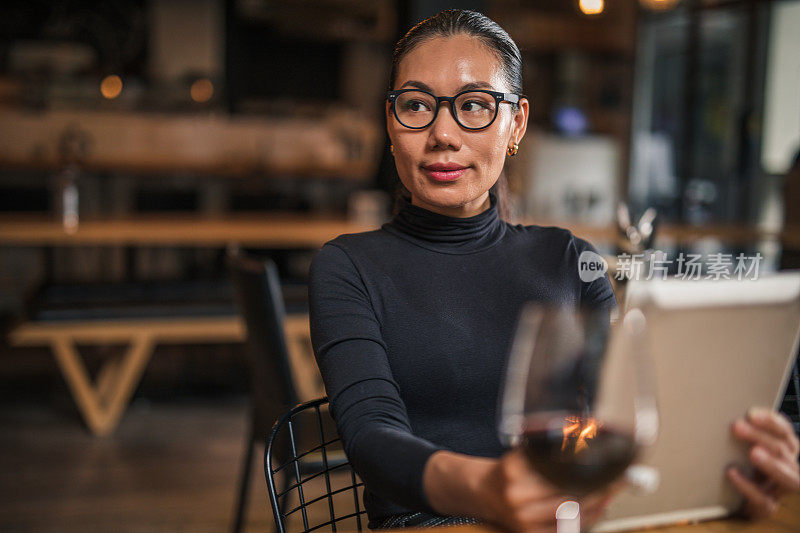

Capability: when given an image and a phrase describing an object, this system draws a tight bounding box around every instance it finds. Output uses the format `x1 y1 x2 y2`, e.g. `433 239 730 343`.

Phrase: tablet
591 272 800 532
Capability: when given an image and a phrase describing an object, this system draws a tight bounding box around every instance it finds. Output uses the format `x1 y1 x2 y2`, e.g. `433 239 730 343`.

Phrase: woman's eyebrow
399 80 435 91
458 81 495 91
398 80 496 92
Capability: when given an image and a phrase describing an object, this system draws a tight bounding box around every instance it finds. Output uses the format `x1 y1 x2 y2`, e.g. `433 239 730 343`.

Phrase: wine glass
498 304 658 532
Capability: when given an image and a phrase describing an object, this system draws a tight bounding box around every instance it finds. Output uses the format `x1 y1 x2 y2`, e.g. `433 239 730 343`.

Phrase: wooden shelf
0 109 382 179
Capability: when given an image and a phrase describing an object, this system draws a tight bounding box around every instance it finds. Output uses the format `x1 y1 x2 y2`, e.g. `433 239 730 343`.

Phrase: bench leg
284 317 324 402
96 354 124 401
51 335 155 436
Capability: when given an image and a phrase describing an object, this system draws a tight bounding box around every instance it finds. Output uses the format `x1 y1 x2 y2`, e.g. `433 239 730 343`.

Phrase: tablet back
592 273 800 532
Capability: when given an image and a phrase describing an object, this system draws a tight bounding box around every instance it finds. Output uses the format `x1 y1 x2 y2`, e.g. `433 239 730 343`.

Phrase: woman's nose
427 103 462 151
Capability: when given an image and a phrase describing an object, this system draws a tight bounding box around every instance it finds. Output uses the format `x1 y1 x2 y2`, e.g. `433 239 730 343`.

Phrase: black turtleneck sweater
308 193 617 523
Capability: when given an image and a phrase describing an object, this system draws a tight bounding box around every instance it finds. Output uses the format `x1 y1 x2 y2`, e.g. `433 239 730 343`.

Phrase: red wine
521 417 637 495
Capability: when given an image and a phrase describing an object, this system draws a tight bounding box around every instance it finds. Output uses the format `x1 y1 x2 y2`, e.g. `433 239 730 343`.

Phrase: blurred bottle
57 166 79 234
55 126 90 234
348 189 390 227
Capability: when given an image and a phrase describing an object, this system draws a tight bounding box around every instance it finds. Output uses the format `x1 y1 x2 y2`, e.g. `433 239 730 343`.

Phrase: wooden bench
8 314 322 436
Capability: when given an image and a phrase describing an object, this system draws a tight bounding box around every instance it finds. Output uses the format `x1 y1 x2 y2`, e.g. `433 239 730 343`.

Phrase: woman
309 9 800 531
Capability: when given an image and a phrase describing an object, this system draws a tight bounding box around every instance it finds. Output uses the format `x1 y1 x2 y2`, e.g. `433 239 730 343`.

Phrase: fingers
748 445 800 494
501 487 618 532
501 489 613 532
579 480 625 525
495 448 568 531
732 418 796 460
501 448 561 499
726 466 779 519
746 408 800 458
514 497 608 532
580 481 623 510
515 495 564 524
496 448 628 532
497 495 562 532
731 409 800 497
581 495 614 525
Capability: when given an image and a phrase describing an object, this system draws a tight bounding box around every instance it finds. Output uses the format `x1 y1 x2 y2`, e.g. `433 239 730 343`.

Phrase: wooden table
8 314 323 436
0 214 796 248
373 492 800 532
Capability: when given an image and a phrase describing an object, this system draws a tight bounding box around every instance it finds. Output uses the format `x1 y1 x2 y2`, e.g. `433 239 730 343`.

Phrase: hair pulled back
389 9 523 220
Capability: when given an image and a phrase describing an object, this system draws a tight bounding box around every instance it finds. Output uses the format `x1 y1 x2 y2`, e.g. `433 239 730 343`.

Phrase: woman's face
387 34 529 217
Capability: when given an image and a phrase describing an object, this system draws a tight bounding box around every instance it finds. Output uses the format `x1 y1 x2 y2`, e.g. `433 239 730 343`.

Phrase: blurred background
0 0 798 531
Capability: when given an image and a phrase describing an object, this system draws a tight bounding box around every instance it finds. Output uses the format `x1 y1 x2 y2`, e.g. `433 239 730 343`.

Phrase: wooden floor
4 400 800 532
0 398 306 532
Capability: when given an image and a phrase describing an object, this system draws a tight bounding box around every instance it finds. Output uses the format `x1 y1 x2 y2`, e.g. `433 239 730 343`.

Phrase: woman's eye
404 100 430 112
461 101 490 112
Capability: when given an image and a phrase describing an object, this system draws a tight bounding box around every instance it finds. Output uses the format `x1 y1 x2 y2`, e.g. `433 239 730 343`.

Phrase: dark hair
388 9 523 221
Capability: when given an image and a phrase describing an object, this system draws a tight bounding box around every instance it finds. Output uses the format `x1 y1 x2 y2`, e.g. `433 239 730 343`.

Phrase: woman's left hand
727 406 800 519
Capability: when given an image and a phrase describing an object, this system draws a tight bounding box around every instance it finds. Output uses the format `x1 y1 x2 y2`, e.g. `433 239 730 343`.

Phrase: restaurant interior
1 0 799 531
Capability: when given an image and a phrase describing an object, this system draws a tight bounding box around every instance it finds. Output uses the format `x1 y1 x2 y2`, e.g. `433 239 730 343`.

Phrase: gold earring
389 144 395 155
507 142 519 157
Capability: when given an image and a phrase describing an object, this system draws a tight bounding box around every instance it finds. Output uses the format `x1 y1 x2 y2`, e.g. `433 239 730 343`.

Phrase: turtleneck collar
382 191 507 254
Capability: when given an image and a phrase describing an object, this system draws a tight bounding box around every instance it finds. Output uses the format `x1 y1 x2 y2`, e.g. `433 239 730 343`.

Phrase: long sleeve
308 242 445 513
571 235 618 311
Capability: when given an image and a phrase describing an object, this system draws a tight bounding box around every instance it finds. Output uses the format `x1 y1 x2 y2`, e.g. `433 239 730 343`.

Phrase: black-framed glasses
387 89 522 130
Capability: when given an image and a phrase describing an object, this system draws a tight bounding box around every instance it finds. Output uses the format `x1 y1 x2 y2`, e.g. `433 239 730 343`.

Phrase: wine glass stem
556 500 581 533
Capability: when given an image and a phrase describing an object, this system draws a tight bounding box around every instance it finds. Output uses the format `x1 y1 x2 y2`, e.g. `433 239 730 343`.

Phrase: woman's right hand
478 447 623 532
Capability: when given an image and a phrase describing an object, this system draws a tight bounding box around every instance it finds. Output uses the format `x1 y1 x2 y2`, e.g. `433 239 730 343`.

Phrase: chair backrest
227 251 299 442
265 397 366 533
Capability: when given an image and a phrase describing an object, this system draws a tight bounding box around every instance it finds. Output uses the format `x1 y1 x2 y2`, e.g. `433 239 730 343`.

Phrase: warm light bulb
579 0 604 15
639 0 680 11
100 75 123 99
190 78 214 103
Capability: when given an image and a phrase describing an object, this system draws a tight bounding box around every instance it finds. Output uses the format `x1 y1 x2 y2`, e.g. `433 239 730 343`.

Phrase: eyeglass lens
394 91 498 129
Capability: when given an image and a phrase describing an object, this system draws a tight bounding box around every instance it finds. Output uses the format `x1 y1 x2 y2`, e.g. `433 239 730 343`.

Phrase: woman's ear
511 97 530 145
385 100 393 134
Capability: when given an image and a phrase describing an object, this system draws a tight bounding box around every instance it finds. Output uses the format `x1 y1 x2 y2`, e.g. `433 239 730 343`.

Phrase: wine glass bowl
520 412 640 497
499 304 658 525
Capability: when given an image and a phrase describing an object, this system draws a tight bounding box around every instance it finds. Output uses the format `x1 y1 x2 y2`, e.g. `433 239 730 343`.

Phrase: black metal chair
265 397 366 533
227 251 302 533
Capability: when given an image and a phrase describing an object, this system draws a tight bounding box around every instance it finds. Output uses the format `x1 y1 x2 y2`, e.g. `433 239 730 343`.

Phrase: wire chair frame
265 397 367 533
